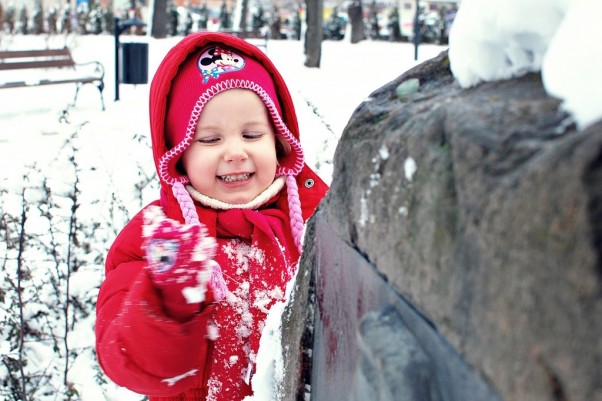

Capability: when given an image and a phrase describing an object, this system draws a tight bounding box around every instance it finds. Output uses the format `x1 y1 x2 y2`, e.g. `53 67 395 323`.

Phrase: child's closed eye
196 136 221 144
243 132 265 140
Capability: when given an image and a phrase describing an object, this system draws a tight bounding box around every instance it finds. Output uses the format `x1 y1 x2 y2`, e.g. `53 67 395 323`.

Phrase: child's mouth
219 173 252 183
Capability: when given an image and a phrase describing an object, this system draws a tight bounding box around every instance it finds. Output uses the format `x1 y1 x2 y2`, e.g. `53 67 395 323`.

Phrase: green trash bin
120 42 148 84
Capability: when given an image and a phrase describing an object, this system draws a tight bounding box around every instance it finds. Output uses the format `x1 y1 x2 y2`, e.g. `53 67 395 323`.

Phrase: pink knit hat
159 43 306 250
160 43 304 186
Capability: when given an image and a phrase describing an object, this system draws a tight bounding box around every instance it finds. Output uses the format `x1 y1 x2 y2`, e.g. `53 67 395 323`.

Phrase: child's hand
142 206 227 318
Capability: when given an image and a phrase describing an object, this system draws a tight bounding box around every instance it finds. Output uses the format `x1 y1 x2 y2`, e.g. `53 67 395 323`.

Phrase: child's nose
224 140 248 162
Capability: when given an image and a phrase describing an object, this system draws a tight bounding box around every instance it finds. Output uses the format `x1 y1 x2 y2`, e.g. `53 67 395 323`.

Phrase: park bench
0 47 105 111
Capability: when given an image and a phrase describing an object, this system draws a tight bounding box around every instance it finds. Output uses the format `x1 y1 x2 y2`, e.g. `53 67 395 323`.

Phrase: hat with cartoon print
162 43 304 184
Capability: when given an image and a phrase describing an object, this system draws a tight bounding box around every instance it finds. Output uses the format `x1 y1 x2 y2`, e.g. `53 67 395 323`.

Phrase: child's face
181 89 278 204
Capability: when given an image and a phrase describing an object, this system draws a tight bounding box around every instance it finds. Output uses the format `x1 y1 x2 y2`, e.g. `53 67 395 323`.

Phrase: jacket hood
149 32 329 252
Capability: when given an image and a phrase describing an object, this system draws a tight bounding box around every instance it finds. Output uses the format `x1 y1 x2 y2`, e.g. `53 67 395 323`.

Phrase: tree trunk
239 0 249 32
304 0 323 68
151 0 168 39
347 0 364 44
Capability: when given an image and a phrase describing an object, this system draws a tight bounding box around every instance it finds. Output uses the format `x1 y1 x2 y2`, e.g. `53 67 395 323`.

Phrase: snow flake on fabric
204 236 293 400
206 375 224 401
253 287 285 314
161 368 198 387
207 321 220 340
222 240 266 277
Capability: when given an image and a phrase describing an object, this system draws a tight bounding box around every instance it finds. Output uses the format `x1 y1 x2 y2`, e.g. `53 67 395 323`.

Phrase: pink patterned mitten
142 206 227 320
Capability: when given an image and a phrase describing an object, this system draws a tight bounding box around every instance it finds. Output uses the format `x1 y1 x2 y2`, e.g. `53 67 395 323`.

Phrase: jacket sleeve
95 205 214 397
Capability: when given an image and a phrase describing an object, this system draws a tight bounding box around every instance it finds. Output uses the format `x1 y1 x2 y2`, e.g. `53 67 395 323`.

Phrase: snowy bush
0 125 156 401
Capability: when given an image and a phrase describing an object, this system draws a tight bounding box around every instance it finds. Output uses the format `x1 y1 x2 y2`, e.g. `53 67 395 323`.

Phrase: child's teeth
221 173 250 182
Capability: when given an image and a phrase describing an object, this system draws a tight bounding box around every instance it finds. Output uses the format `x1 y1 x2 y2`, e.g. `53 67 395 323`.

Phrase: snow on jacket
95 32 328 401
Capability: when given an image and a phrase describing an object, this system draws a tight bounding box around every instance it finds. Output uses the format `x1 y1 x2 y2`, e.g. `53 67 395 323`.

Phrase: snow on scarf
205 208 298 401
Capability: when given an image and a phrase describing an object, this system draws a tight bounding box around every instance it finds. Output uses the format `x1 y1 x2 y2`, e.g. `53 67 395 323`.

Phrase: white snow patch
379 145 389 160
243 270 299 401
161 368 198 387
369 173 381 188
358 192 369 227
449 0 602 130
404 157 417 182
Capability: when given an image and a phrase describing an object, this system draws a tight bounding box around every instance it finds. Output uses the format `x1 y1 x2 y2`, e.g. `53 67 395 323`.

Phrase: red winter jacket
95 33 328 400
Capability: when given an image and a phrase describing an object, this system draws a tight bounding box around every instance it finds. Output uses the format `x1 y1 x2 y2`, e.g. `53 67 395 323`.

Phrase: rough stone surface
353 306 438 401
280 217 319 401
304 218 503 401
309 49 602 401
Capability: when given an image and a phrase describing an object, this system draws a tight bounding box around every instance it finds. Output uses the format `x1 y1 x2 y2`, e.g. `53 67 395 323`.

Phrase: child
95 32 328 401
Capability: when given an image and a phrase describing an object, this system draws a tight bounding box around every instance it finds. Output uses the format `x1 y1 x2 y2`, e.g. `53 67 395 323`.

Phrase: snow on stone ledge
448 0 602 130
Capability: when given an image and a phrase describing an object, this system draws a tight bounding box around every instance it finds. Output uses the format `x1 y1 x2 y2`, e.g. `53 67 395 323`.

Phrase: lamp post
413 0 420 60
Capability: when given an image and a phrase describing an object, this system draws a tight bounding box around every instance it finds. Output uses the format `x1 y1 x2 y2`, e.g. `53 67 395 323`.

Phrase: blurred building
398 0 457 38
0 0 119 10
323 0 457 41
